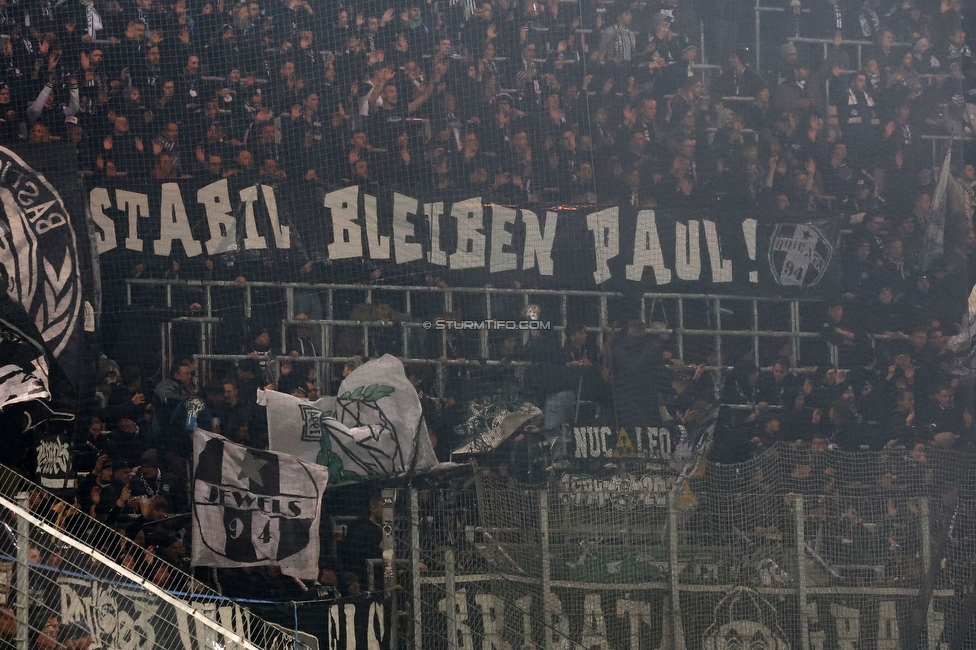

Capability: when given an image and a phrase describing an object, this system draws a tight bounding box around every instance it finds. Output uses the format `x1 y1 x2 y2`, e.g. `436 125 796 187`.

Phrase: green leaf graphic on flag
263 355 438 485
316 383 397 482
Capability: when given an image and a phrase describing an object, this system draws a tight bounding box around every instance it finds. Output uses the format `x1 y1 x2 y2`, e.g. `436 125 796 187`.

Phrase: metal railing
920 134 975 169
639 293 823 370
0 463 309 650
126 279 833 395
752 0 911 71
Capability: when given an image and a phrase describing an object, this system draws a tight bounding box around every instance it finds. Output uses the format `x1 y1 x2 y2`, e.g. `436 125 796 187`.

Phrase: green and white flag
258 354 437 484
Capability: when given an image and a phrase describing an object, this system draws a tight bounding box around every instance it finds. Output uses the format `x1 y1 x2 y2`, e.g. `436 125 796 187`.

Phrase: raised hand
622 104 636 124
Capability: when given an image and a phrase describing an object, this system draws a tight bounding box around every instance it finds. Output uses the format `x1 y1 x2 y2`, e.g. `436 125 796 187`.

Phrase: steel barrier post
668 492 686 650
445 548 457 650
755 0 761 68
382 489 397 650
677 298 685 362
752 299 760 364
410 488 422 650
714 297 723 367
795 495 810 650
14 492 28 650
540 489 553 650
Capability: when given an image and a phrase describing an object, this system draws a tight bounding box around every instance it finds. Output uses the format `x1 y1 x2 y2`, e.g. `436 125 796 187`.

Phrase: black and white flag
191 429 329 579
36 433 73 493
0 295 52 409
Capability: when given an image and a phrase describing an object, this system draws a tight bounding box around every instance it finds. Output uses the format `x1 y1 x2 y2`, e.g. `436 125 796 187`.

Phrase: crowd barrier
126 280 833 392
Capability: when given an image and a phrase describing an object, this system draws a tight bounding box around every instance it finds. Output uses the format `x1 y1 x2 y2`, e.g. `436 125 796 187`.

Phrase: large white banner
258 354 437 484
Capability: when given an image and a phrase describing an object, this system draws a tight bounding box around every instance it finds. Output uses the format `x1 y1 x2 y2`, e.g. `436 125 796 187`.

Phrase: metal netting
0 462 310 650
399 443 976 650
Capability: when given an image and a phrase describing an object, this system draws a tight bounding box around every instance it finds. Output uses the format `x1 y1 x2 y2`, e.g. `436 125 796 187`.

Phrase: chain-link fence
0 463 311 650
393 444 976 650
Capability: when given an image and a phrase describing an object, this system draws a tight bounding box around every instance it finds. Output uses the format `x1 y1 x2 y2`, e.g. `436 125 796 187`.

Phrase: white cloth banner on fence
58 576 259 650
258 354 437 484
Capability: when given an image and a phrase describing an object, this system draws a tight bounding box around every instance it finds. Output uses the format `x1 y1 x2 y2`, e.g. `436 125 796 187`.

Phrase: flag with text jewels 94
258 354 438 485
191 428 329 579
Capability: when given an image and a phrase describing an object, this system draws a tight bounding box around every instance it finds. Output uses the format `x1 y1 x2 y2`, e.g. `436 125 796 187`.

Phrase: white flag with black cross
190 428 329 579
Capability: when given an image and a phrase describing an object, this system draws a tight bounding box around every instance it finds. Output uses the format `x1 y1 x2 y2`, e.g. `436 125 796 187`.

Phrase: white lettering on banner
155 183 202 257
449 197 486 270
626 210 671 284
586 207 619 284
515 595 533 648
616 599 652 650
58 577 256 650
426 201 448 266
363 192 389 260
239 185 268 250
638 427 673 458
474 593 511 650
582 594 610 650
928 610 949 650
522 210 557 275
557 473 673 508
36 436 70 476
878 599 899 650
675 220 701 281
197 180 237 255
88 187 117 254
545 592 570 650
438 588 474 650
345 603 356 650
831 603 860 650
326 185 362 260
573 425 612 458
260 184 289 249
328 601 341 650
488 204 517 273
432 587 957 650
392 193 423 263
89 182 840 290
367 601 384 650
703 220 733 282
325 602 388 650
117 189 150 252
807 602 826 650
742 218 759 282
573 426 673 460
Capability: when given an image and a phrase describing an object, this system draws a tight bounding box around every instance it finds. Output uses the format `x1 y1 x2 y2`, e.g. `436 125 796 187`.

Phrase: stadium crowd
0 0 968 205
0 0 974 618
